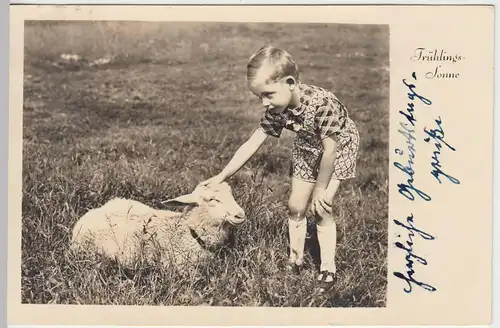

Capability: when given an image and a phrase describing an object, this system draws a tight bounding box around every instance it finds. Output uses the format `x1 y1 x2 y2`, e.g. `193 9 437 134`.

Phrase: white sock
288 218 307 265
316 222 337 273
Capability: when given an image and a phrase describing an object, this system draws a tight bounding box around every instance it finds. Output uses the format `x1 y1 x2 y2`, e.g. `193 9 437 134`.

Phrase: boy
199 46 360 292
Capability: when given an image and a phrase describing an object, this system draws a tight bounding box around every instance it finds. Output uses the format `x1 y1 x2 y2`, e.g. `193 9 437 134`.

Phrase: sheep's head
162 182 246 227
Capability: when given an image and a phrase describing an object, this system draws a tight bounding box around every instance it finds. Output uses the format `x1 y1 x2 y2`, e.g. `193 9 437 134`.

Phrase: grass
21 21 389 307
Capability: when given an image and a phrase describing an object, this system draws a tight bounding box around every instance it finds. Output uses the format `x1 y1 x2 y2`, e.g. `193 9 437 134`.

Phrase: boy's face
248 66 295 115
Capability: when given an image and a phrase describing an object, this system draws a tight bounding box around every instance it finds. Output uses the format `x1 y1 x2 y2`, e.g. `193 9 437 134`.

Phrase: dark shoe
286 261 302 275
315 270 337 293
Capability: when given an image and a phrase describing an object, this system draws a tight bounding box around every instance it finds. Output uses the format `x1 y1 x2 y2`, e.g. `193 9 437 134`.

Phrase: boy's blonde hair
246 46 299 84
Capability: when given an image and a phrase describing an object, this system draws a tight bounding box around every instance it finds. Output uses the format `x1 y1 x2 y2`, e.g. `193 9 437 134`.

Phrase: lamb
70 182 246 275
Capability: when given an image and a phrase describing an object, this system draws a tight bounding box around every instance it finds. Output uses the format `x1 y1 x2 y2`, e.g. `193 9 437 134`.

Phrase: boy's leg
315 178 341 289
287 177 315 268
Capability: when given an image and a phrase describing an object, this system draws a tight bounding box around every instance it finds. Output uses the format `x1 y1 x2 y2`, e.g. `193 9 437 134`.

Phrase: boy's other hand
310 188 333 218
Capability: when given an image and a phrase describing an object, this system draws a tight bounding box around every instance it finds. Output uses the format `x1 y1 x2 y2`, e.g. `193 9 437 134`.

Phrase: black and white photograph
20 19 390 308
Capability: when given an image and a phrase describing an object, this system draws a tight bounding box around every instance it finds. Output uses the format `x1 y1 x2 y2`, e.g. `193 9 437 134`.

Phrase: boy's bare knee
288 201 307 220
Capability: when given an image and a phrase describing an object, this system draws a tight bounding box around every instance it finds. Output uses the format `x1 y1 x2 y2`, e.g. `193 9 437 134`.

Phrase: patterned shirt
259 81 351 142
259 81 360 181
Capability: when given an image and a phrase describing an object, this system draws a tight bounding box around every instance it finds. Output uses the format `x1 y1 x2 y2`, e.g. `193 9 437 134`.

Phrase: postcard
8 4 494 326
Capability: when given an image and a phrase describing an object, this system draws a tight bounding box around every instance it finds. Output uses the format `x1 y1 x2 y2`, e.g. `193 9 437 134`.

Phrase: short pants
291 118 360 183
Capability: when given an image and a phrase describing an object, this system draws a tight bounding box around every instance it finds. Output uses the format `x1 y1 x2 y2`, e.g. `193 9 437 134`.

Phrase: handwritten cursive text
393 213 437 293
424 116 460 185
394 72 432 202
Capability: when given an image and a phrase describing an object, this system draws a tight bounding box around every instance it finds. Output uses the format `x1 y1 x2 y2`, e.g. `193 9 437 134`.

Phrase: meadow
22 21 389 307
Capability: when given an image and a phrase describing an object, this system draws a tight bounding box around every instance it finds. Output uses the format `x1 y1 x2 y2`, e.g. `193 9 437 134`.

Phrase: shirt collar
287 81 307 116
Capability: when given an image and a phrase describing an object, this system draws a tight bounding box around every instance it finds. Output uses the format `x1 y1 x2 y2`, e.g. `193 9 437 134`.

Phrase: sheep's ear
161 193 199 207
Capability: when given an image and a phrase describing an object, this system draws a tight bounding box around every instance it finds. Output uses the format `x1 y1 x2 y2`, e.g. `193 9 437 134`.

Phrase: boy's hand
310 188 332 218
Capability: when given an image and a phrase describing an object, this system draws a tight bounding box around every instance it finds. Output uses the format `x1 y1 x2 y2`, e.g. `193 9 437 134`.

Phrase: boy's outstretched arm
198 128 269 186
